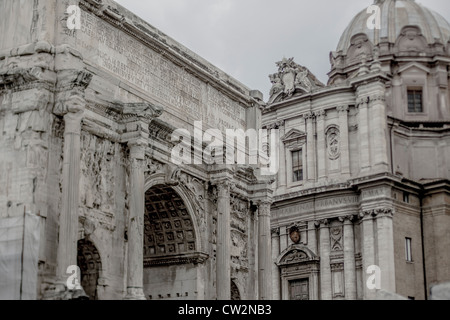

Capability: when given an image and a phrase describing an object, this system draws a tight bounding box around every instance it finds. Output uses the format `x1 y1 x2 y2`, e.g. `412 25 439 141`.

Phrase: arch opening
77 239 102 300
143 184 207 300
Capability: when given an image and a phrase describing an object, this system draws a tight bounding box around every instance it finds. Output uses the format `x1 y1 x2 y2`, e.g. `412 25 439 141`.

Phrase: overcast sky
115 0 450 100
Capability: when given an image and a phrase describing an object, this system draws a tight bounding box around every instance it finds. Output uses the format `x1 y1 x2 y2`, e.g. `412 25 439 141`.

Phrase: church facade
264 0 450 300
0 0 449 300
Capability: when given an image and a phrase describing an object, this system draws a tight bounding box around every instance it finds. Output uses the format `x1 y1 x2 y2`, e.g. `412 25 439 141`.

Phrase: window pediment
276 244 319 267
282 129 306 150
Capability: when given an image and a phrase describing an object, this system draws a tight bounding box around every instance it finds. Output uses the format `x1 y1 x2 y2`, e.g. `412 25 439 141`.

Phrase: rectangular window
403 192 410 203
292 150 303 182
407 90 423 113
405 238 413 262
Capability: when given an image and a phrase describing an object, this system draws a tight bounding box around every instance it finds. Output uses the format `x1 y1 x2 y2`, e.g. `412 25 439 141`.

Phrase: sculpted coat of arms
268 57 324 104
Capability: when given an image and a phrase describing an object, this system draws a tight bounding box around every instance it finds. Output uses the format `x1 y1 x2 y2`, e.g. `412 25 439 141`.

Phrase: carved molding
359 208 394 219
143 252 209 267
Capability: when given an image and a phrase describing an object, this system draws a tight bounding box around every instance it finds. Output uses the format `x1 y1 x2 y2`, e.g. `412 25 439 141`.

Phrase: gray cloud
115 0 450 100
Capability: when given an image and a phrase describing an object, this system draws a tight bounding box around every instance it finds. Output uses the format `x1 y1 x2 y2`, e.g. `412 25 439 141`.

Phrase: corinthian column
357 97 371 171
318 219 332 300
271 228 281 300
305 112 316 182
341 215 357 300
368 94 389 171
315 111 327 180
359 210 376 300
337 106 350 176
258 200 273 300
215 180 231 300
124 143 146 300
122 103 163 300
56 99 85 283
53 69 93 288
375 208 396 293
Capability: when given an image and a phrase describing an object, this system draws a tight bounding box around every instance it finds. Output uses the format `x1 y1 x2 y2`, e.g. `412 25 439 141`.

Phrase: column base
42 281 89 300
124 287 147 300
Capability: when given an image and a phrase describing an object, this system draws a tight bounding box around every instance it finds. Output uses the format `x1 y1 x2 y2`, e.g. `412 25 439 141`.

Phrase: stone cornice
78 0 253 107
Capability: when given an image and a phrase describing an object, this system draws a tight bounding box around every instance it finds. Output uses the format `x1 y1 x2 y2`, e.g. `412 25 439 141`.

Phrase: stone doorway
143 184 207 300
289 279 309 300
77 239 102 300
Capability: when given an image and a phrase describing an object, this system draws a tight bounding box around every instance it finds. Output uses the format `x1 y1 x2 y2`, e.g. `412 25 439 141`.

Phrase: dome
336 0 450 54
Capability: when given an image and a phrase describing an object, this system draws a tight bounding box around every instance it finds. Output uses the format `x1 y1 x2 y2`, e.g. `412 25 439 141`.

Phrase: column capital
356 96 370 107
359 209 378 220
314 110 326 120
257 200 272 217
53 69 93 116
337 105 349 113
128 140 147 161
271 227 280 237
211 177 234 198
368 94 386 106
315 219 329 228
339 215 356 224
303 111 315 120
374 207 395 218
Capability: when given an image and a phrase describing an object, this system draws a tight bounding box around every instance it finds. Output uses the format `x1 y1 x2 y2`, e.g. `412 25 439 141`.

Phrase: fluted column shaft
125 143 146 300
56 110 84 281
258 201 273 300
216 181 231 300
360 211 376 300
337 106 350 176
369 96 389 170
319 220 332 300
305 113 316 182
342 216 357 300
271 228 281 300
315 111 327 180
376 209 396 293
358 98 371 171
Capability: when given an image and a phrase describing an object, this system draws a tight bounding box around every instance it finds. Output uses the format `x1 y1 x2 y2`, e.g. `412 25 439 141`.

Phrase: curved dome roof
336 0 450 54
